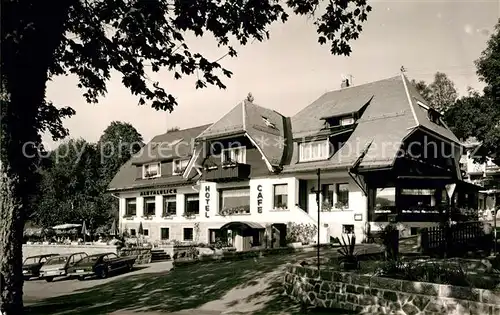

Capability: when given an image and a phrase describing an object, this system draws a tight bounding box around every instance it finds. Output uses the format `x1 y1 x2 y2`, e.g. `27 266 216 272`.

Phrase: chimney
341 79 350 88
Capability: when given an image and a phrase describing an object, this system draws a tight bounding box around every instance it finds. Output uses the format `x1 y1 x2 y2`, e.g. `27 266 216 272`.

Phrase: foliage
444 22 500 165
285 222 317 244
411 72 458 113
373 259 500 289
337 233 358 266
2 0 372 312
378 223 399 261
219 205 250 216
98 121 144 184
31 122 144 230
410 79 432 102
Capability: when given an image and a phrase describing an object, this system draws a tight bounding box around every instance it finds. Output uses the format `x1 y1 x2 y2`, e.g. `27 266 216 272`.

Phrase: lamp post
317 168 321 271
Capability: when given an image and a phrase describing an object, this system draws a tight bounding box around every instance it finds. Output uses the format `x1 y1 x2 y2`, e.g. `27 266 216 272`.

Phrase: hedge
172 246 298 268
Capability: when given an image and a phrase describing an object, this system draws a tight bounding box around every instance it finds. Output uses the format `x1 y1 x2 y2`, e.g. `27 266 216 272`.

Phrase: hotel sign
257 185 263 213
140 188 177 196
204 185 210 218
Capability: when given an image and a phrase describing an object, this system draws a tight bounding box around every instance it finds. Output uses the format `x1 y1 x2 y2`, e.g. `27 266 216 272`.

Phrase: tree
98 121 144 184
1 1 372 313
444 21 500 165
411 79 432 102
31 139 108 229
473 21 500 164
411 72 458 113
428 72 458 113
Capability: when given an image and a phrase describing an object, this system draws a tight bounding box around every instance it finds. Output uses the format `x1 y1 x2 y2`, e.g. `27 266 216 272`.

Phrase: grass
25 248 355 315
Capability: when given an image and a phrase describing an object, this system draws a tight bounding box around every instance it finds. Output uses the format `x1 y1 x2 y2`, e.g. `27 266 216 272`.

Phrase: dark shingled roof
284 75 461 173
108 125 210 191
197 99 286 166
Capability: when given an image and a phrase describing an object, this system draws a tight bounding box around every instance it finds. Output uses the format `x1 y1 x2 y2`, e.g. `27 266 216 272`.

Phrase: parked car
39 252 87 282
22 254 59 280
67 252 137 280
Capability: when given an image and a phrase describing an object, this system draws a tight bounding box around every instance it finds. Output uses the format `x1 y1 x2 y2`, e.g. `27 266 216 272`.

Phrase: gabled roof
196 100 287 167
108 125 210 191
131 124 211 165
284 75 462 173
402 75 461 144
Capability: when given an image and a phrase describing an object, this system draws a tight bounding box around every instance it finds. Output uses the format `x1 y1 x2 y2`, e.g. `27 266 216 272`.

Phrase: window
321 184 334 210
143 229 149 236
336 183 349 208
130 229 136 236
143 162 161 178
209 229 227 244
143 197 156 216
273 184 288 209
262 116 277 129
125 198 137 216
221 188 250 214
374 188 396 214
163 196 176 216
185 194 200 215
161 228 170 240
341 117 355 126
342 224 354 234
183 228 194 241
172 159 189 175
298 140 329 162
221 146 246 164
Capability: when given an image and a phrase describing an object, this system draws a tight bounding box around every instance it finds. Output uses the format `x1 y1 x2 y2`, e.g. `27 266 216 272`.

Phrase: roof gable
131 124 210 165
402 75 461 144
196 99 287 167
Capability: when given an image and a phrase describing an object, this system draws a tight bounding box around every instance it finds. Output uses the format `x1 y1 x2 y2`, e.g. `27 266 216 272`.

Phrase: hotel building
109 75 480 250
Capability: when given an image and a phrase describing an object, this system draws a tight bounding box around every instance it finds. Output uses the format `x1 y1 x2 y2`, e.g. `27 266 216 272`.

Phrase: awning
220 221 265 230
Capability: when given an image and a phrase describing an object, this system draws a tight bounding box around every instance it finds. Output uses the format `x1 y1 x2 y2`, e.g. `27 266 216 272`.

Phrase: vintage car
67 252 137 280
39 252 87 282
22 254 59 280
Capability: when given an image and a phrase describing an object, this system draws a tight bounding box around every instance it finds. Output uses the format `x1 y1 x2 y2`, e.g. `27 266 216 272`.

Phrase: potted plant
222 159 237 168
335 201 348 210
337 233 360 270
321 200 333 212
183 212 196 219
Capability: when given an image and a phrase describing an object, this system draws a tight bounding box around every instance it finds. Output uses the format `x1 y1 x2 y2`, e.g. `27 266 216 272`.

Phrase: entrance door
298 180 308 212
271 224 287 248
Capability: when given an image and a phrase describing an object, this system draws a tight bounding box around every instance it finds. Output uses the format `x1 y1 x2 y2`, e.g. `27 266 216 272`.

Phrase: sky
44 0 500 148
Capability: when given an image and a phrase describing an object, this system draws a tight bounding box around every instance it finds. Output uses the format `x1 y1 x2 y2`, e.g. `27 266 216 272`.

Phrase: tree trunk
1 2 75 313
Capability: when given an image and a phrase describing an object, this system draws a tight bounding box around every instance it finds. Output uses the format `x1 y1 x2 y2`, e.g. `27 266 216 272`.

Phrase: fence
420 221 491 256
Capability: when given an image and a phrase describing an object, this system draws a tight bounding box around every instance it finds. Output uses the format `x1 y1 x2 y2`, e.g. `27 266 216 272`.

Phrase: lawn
25 249 357 315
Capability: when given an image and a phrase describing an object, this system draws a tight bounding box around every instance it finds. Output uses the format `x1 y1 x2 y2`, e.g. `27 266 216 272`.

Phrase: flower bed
284 264 500 315
172 246 298 268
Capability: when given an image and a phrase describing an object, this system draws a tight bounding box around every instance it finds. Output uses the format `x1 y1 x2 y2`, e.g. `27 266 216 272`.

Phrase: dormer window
221 146 246 164
417 101 444 126
172 159 189 175
262 116 277 129
143 162 161 179
299 140 330 162
340 117 355 126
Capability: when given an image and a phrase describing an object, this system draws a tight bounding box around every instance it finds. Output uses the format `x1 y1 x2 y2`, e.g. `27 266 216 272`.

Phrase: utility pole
316 168 321 271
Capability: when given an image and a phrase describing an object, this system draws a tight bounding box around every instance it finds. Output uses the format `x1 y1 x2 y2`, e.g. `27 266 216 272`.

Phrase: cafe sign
257 185 263 213
140 188 177 196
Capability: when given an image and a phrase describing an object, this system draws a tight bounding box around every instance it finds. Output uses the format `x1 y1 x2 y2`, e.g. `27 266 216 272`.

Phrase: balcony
203 163 251 182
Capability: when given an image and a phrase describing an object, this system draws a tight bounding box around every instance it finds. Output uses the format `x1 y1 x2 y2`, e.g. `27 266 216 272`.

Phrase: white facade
117 174 368 244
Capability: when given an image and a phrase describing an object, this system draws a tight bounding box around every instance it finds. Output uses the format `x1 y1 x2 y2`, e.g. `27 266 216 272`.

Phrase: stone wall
283 264 500 315
119 247 152 265
23 244 118 258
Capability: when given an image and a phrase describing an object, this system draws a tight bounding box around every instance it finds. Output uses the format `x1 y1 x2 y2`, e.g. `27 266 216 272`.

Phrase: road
23 261 173 304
